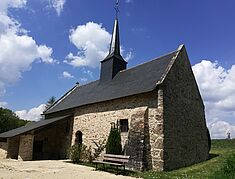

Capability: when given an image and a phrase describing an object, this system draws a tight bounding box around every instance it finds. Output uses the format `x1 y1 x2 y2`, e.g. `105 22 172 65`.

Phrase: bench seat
93 154 130 171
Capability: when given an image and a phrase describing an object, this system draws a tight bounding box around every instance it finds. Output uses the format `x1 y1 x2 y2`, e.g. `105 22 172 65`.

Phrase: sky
0 0 235 139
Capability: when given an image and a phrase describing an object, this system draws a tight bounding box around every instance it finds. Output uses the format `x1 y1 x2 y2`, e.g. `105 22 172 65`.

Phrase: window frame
119 119 129 133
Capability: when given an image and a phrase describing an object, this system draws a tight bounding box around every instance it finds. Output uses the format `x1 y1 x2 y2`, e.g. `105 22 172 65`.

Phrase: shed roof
0 115 70 138
44 46 181 115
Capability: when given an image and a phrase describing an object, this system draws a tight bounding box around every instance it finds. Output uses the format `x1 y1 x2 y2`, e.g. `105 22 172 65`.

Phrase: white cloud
37 45 56 64
65 22 133 68
0 101 8 108
0 0 27 13
0 0 56 96
192 60 235 139
15 104 45 121
48 0 66 16
124 50 133 61
62 71 74 79
209 121 235 139
65 22 110 68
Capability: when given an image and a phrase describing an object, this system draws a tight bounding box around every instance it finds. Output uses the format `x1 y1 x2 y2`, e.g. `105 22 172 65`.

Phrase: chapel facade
0 16 210 171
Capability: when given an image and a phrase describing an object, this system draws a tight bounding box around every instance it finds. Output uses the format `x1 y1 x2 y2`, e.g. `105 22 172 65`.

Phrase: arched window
75 131 83 145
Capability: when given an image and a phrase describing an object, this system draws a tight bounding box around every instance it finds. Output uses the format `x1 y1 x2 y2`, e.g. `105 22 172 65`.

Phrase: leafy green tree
45 96 56 110
106 127 122 155
0 107 29 133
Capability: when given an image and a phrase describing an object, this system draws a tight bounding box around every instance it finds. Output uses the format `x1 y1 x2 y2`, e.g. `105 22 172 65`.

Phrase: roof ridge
119 49 179 74
44 85 79 114
156 44 184 85
44 46 183 115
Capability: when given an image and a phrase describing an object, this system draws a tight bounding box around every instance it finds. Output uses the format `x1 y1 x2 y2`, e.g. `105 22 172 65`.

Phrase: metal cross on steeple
114 0 120 18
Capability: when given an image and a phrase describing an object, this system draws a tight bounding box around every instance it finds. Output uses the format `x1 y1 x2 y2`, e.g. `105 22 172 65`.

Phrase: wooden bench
93 154 130 171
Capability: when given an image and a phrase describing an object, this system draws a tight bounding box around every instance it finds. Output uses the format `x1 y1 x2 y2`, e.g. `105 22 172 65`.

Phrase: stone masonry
162 46 209 170
7 136 20 159
18 134 34 161
0 142 7 159
72 92 164 171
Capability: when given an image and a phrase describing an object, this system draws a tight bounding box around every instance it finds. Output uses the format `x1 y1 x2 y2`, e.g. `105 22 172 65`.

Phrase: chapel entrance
31 117 73 160
33 140 43 160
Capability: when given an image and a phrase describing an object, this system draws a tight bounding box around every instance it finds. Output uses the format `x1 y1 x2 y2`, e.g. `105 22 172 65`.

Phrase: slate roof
0 115 70 138
44 48 180 115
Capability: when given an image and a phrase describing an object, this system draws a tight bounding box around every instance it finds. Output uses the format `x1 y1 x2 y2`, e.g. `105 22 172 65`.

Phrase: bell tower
100 1 127 82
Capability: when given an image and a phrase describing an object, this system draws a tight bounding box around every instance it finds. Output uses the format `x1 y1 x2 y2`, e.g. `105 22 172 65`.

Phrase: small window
120 119 128 132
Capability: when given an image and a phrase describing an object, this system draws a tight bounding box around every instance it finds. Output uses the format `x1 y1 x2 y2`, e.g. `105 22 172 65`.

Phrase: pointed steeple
103 18 123 61
109 18 121 57
100 17 127 82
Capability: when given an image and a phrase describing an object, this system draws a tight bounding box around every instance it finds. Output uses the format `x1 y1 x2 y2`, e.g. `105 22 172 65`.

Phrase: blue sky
0 0 235 138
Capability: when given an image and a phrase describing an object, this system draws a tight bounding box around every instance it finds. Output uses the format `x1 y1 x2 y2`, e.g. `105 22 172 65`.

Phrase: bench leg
95 163 97 170
103 163 105 170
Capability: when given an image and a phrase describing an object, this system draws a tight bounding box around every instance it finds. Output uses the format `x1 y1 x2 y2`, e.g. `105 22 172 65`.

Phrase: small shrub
69 144 83 163
81 145 93 163
93 139 106 159
106 127 122 155
69 144 93 163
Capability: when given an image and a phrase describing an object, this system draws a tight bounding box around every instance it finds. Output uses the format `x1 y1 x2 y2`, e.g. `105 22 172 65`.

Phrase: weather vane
114 0 120 18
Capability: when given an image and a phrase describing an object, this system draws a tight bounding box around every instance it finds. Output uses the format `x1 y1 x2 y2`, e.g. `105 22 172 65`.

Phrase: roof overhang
0 115 71 139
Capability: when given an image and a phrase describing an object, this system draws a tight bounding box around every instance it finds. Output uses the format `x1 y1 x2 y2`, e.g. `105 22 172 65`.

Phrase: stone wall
125 107 147 170
0 142 7 159
72 92 164 171
19 134 34 161
148 88 164 170
7 136 20 159
162 46 209 170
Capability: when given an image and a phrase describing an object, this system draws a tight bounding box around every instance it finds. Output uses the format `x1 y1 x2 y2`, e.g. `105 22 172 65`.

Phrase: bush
69 144 83 163
69 144 93 163
106 127 122 155
93 139 106 159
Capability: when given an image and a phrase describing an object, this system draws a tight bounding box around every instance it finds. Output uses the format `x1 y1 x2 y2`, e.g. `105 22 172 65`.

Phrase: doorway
33 140 43 160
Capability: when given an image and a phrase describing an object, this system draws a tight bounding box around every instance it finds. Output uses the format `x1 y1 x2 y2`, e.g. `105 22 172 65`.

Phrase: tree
0 107 29 133
106 126 122 155
45 96 56 110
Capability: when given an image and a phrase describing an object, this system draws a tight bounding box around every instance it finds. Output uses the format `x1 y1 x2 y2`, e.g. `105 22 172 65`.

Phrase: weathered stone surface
19 134 34 161
7 136 20 159
162 46 209 171
0 142 7 159
72 92 164 171
126 107 147 170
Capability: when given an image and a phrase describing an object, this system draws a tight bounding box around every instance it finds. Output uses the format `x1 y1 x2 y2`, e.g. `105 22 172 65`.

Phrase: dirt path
0 159 139 179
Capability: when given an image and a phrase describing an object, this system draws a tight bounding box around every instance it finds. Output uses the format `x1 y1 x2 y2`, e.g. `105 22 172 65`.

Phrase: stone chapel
0 16 210 171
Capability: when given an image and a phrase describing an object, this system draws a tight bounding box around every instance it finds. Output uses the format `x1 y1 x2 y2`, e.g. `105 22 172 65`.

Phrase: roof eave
155 44 184 86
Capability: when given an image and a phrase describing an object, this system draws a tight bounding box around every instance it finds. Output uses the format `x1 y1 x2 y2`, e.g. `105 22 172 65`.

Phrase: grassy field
84 139 235 179
133 139 235 179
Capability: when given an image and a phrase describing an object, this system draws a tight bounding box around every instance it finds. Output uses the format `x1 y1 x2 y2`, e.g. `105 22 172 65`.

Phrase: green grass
77 139 235 179
134 139 235 179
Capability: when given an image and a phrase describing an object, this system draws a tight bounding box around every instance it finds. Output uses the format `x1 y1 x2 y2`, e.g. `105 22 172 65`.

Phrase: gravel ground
0 159 139 179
